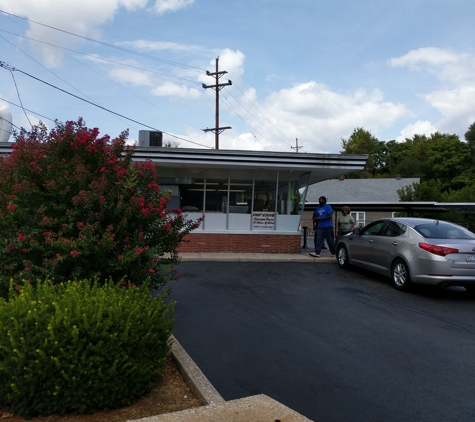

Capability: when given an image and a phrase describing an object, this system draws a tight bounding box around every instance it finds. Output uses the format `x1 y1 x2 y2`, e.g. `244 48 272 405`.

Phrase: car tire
337 245 350 269
391 259 412 291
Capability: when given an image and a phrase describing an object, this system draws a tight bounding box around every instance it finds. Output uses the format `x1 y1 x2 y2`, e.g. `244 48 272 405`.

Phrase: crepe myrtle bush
0 278 174 418
0 118 202 295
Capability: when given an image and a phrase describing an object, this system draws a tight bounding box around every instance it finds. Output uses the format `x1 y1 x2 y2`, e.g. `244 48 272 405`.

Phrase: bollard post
302 226 308 249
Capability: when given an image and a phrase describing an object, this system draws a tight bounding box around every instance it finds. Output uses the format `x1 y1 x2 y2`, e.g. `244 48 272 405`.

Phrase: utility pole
291 138 303 153
202 57 232 149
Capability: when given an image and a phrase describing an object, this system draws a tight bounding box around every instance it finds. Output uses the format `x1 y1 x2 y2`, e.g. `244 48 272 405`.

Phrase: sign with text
252 212 275 230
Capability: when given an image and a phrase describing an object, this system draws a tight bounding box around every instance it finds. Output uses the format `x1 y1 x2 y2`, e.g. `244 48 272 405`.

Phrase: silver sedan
336 217 475 291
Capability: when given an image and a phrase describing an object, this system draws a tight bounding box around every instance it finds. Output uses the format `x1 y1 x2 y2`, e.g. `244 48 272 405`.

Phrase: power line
219 96 269 150
0 62 212 149
0 29 202 132
1 96 209 149
1 9 296 153
0 115 21 132
0 10 206 73
0 32 136 132
6 66 32 128
46 0 213 56
231 81 292 144
0 97 56 122
223 89 287 152
0 30 202 85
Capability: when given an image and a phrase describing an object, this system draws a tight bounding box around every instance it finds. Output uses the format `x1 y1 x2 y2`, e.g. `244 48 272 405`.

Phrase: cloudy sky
1 0 474 153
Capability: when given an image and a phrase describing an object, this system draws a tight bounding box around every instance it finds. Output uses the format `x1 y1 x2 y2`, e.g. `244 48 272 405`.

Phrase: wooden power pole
202 57 232 149
291 138 303 152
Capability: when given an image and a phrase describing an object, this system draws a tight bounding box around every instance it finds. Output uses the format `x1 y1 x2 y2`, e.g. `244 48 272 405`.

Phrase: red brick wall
178 233 301 254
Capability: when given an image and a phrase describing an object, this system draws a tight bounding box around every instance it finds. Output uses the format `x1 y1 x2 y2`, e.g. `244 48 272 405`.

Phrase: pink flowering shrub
0 119 201 295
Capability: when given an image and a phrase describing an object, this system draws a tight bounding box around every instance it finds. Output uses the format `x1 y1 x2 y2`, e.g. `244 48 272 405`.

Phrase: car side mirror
353 228 361 235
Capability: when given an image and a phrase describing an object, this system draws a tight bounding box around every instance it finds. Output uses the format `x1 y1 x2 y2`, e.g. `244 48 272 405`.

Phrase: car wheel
391 259 412 291
337 245 350 269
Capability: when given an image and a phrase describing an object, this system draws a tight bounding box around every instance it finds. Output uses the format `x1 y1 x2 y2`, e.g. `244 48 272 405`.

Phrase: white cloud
109 67 153 86
115 39 198 52
389 47 475 136
149 0 194 14
151 81 201 99
0 0 192 66
216 49 245 77
239 81 408 153
396 120 437 142
424 85 475 133
389 47 475 84
265 73 279 82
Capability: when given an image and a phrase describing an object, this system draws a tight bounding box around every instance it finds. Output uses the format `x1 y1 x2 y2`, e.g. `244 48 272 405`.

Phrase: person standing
310 196 336 257
337 206 355 243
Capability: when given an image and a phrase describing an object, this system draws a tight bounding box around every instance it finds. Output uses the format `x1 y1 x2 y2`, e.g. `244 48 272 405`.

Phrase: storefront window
157 167 310 232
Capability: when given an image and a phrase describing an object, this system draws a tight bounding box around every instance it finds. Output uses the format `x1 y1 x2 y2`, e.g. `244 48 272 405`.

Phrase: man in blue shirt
310 196 336 257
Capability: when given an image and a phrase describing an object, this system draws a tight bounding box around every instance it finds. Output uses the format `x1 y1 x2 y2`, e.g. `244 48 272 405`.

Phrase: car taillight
418 243 459 257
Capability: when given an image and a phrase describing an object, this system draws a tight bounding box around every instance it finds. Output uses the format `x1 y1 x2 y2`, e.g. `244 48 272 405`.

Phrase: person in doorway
310 196 336 257
337 206 355 243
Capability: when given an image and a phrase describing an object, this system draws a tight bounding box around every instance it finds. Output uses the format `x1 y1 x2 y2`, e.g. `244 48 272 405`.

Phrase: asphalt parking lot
170 261 475 421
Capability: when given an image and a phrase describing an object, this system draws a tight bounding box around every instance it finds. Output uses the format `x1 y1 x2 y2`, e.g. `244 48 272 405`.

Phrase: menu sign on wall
252 212 275 230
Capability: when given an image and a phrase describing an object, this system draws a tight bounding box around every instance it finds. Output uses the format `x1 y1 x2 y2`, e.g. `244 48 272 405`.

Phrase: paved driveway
170 261 475 421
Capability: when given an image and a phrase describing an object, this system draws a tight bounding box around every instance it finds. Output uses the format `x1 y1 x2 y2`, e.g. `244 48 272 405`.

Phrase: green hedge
0 279 174 418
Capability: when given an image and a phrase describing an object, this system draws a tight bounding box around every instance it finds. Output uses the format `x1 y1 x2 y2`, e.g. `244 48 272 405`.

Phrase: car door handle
367 239 373 243
392 242 398 246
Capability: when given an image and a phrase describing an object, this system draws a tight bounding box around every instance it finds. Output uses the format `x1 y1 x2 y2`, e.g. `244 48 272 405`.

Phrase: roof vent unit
139 130 163 147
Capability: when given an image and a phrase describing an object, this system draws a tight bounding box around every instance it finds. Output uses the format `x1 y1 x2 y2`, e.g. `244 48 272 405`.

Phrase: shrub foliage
0 119 201 294
0 279 174 417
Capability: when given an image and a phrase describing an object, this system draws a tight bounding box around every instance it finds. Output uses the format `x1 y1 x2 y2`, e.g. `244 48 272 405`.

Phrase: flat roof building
0 142 368 253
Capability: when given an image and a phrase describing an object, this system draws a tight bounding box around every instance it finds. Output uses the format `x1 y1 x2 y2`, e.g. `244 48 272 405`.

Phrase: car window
383 221 407 237
361 221 386 236
415 222 475 239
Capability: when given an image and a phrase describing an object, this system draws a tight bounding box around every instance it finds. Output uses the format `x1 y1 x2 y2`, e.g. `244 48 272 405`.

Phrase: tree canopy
341 122 475 192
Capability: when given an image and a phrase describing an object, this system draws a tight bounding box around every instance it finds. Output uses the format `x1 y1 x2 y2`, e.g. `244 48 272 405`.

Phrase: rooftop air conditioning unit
138 130 163 147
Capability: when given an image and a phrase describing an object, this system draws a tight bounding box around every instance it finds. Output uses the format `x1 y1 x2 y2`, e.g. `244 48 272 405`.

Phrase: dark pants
315 226 335 254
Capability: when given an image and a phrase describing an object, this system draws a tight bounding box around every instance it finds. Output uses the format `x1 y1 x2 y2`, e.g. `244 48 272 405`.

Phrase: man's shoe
309 252 320 257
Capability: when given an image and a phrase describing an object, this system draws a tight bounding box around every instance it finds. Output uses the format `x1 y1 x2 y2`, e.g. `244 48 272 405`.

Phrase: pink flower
17 233 27 241
148 268 155 273
70 250 79 256
7 204 15 211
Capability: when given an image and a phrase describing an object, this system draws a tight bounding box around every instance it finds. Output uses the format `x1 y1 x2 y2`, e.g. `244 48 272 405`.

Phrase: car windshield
414 222 475 239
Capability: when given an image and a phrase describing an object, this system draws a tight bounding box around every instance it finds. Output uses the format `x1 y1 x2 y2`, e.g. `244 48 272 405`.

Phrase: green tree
397 180 443 202
418 132 472 189
464 121 475 159
0 119 201 293
340 127 381 177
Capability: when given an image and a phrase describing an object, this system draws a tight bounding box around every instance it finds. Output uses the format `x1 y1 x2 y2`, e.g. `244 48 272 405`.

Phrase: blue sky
1 0 474 153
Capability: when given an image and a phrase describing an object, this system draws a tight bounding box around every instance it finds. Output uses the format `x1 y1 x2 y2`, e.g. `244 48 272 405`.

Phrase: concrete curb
179 252 336 263
169 335 225 405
